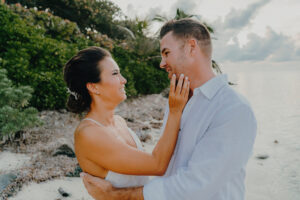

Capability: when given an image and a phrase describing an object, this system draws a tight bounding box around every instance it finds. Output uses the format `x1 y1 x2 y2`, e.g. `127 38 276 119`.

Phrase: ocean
222 62 300 200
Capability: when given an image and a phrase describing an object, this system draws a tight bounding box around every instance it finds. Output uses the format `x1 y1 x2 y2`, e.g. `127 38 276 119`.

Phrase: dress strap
128 128 143 150
82 118 105 127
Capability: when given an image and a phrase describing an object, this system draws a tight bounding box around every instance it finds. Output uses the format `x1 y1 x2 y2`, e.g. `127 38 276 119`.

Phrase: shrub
112 46 169 95
0 3 93 110
0 67 41 142
0 3 169 110
6 0 122 38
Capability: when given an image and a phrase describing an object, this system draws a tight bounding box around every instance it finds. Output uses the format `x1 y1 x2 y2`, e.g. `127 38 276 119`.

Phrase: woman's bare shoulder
114 115 127 126
75 121 108 143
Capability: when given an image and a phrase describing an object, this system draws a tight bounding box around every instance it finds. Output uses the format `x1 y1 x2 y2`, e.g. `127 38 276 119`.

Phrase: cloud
223 0 270 29
145 6 164 20
211 0 300 62
214 27 300 62
170 0 199 16
125 4 138 18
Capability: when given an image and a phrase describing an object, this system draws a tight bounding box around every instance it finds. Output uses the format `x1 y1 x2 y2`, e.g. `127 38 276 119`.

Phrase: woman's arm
77 74 189 176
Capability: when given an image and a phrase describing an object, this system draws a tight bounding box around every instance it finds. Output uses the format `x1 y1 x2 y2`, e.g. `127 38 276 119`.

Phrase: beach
1 64 299 200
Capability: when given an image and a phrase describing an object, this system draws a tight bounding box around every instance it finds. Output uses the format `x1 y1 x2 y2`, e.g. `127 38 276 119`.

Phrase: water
222 63 300 200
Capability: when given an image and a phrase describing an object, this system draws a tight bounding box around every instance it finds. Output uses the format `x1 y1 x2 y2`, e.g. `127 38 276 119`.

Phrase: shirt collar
194 74 228 100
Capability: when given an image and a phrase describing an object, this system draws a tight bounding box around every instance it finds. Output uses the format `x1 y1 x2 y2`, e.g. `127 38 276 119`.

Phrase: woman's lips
120 88 126 93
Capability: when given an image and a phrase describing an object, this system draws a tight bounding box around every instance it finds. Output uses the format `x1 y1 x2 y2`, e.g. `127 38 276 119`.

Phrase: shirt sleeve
143 103 257 200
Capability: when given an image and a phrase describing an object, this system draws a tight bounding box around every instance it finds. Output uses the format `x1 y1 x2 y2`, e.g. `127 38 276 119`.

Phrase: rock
53 144 75 158
58 187 70 197
136 130 152 142
150 121 163 129
256 154 269 160
124 117 134 122
66 164 82 177
161 88 170 98
0 173 17 194
141 125 151 131
58 109 67 113
274 140 278 144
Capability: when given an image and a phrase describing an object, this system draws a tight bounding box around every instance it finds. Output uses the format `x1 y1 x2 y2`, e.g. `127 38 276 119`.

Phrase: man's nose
160 59 166 69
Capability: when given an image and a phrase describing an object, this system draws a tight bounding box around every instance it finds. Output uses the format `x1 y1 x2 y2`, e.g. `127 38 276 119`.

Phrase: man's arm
81 172 144 200
112 187 144 200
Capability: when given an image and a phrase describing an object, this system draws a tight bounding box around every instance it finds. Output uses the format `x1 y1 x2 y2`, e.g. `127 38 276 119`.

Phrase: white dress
82 118 150 188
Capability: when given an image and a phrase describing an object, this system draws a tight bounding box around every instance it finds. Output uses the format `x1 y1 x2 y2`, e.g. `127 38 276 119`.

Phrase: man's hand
81 172 114 200
81 172 144 200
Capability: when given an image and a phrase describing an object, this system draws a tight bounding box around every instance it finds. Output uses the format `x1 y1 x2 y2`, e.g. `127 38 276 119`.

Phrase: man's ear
188 39 197 56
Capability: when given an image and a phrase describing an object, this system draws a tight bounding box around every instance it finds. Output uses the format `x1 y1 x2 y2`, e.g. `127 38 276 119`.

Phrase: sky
110 0 300 64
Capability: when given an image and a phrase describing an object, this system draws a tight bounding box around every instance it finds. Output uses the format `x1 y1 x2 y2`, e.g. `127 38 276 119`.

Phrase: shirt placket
168 94 197 174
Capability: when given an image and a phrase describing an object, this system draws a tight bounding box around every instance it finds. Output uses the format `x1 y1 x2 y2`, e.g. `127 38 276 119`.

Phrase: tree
0 68 41 143
6 0 122 38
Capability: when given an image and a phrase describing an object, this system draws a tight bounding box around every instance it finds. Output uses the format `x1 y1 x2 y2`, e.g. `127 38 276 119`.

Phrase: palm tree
153 8 221 74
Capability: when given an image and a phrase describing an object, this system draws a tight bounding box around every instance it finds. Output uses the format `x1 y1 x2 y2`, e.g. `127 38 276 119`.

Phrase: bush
0 3 169 110
0 68 41 142
112 46 169 95
0 3 96 110
6 0 122 38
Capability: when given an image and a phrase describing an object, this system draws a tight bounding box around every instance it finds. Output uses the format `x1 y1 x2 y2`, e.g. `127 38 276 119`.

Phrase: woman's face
96 57 127 103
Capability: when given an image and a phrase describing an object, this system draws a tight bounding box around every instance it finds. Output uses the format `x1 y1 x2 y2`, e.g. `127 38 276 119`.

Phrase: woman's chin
118 93 127 102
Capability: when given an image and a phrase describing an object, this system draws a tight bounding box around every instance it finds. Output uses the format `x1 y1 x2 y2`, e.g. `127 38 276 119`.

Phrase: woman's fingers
182 77 189 97
168 73 190 113
175 74 184 95
170 74 176 95
184 81 190 99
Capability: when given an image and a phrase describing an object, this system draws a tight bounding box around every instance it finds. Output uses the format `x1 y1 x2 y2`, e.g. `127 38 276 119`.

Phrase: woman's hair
63 46 111 113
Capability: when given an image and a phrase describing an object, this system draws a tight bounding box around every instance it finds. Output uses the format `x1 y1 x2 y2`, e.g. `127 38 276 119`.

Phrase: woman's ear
86 83 100 95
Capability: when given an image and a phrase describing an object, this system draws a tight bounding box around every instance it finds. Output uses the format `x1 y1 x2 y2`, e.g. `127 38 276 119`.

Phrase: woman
63 46 189 188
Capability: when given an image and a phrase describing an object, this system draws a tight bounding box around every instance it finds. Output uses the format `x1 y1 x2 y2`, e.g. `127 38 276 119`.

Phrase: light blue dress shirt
143 74 257 200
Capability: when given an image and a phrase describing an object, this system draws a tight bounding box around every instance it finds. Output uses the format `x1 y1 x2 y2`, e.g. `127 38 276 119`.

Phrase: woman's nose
121 75 127 84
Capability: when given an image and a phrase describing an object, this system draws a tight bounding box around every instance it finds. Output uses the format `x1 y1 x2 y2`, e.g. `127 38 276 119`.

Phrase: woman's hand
168 74 190 114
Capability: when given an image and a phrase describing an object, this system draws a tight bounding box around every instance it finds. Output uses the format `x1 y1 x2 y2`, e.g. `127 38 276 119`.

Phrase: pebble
256 154 269 160
58 187 70 197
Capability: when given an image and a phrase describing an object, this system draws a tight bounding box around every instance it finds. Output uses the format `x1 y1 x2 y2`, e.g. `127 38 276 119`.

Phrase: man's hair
160 18 212 57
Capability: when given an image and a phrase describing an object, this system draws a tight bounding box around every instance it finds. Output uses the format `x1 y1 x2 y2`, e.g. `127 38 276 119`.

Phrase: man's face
160 32 189 80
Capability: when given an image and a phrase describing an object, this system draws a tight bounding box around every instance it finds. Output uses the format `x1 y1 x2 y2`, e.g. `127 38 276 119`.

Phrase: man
81 18 257 200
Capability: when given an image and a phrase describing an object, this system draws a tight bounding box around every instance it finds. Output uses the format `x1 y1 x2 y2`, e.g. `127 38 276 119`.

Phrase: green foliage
0 68 41 141
0 3 170 110
113 46 169 95
116 17 160 56
7 0 122 38
0 3 80 109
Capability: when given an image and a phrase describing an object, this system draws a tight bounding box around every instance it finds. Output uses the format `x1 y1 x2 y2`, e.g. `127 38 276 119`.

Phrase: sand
0 151 30 173
8 177 92 200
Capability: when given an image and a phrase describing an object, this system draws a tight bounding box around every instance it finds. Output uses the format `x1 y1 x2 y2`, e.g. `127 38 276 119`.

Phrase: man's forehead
160 32 174 44
160 33 174 51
